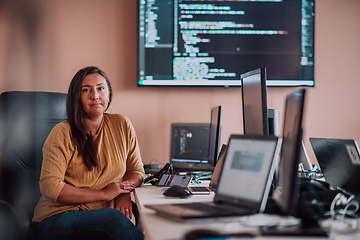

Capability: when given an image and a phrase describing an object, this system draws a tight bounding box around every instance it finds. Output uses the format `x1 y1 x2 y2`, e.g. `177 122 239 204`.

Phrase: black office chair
0 91 67 240
0 91 142 239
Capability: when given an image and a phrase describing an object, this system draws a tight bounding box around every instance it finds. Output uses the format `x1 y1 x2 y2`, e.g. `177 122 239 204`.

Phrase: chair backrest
0 91 67 239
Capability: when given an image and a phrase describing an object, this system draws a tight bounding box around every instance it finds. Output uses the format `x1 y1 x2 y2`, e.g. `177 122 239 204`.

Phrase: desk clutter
139 87 360 239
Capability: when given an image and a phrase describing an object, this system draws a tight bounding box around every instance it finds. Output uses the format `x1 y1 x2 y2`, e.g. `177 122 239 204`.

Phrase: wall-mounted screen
138 0 315 87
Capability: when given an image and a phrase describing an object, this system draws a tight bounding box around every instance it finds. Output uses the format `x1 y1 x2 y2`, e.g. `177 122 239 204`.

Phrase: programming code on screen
138 0 315 87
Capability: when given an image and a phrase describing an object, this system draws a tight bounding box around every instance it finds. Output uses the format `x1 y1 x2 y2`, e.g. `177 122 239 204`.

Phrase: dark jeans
30 208 144 240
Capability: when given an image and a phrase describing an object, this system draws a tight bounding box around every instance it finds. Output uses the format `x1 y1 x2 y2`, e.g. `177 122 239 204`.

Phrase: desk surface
134 184 360 240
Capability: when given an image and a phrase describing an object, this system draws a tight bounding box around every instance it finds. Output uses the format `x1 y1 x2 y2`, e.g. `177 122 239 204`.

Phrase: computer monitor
241 68 269 135
299 141 312 171
138 0 315 87
273 89 306 216
207 106 222 167
169 123 211 172
209 144 227 190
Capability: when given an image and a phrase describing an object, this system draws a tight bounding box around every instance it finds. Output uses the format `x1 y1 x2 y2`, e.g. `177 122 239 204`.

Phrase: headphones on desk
144 163 173 185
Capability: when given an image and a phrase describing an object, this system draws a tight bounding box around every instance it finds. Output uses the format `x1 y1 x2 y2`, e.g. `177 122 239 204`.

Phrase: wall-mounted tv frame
138 0 315 87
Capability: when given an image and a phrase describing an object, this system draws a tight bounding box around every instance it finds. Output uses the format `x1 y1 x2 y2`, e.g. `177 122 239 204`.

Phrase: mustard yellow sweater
32 114 145 222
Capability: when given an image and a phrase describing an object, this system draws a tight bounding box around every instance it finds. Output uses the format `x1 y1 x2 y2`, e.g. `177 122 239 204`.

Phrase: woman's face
80 73 110 119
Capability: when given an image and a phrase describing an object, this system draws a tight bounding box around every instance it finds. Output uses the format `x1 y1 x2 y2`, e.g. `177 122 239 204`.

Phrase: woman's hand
112 174 142 219
114 192 133 219
103 180 134 201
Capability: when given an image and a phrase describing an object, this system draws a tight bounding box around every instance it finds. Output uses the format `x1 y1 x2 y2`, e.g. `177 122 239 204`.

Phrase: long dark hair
66 66 113 171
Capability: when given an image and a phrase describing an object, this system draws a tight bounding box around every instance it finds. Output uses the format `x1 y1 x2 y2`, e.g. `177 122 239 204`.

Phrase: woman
30 66 145 240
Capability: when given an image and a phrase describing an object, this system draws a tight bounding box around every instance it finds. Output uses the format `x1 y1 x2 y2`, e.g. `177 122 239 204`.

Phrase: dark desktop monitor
241 68 269 135
170 123 211 172
264 89 327 235
169 106 222 172
273 89 306 216
170 106 221 172
209 144 227 190
207 106 222 167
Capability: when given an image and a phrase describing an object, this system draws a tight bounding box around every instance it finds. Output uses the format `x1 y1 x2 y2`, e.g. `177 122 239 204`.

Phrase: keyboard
188 186 212 193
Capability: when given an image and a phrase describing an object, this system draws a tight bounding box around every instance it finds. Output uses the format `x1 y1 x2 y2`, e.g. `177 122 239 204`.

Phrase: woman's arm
57 181 134 204
122 171 144 187
114 172 144 219
113 116 145 218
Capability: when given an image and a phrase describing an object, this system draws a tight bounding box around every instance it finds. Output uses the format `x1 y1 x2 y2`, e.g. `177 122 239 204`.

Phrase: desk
133 184 360 240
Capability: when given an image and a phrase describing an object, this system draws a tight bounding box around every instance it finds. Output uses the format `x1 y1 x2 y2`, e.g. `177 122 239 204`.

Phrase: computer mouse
185 229 255 240
163 185 193 198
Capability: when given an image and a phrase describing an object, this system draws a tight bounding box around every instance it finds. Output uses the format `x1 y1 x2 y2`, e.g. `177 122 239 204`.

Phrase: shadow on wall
0 0 42 91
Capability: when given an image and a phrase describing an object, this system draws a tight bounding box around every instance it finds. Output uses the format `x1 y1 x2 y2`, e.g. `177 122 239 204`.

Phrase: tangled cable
322 193 360 233
330 193 359 220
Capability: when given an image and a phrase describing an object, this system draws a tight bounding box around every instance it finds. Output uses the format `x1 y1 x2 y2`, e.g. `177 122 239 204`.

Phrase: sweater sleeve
122 115 145 179
39 122 75 201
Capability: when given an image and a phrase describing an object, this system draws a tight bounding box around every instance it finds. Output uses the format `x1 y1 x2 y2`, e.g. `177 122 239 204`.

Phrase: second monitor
241 68 279 136
169 106 222 172
241 68 268 135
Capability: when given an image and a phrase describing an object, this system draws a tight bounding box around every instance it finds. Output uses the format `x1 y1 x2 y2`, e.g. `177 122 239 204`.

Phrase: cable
330 193 346 219
143 163 172 185
325 193 360 233
340 196 359 221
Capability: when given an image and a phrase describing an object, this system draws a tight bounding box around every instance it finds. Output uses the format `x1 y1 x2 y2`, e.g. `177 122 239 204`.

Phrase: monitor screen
299 141 312 171
138 0 315 87
169 123 213 171
241 68 268 135
208 106 222 167
273 89 306 216
209 144 227 190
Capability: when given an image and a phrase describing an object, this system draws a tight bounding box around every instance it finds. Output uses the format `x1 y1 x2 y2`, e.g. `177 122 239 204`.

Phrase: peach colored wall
1 0 360 166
